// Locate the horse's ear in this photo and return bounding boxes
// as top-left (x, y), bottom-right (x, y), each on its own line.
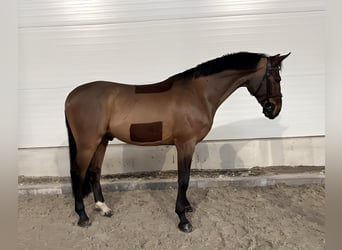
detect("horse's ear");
top-left (270, 52), bottom-right (291, 65)
top-left (278, 52), bottom-right (291, 62)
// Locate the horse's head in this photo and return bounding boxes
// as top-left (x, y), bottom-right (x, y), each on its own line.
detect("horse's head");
top-left (247, 53), bottom-right (290, 119)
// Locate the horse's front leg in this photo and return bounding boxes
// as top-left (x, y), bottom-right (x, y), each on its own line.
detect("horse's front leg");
top-left (175, 141), bottom-right (195, 233)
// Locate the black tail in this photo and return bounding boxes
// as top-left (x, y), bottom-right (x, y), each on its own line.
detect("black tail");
top-left (65, 115), bottom-right (92, 198)
top-left (65, 115), bottom-right (76, 171)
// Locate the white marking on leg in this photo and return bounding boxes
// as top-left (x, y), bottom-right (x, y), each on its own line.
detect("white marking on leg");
top-left (95, 201), bottom-right (112, 216)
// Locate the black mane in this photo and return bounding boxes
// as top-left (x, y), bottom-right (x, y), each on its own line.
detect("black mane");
top-left (172, 52), bottom-right (265, 80)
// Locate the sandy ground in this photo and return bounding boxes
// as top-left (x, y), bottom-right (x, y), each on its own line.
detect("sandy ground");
top-left (18, 183), bottom-right (324, 250)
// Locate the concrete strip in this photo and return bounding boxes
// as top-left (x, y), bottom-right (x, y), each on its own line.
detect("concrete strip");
top-left (18, 173), bottom-right (325, 195)
top-left (18, 137), bottom-right (325, 177)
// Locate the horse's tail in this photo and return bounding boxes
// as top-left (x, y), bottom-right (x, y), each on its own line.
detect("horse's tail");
top-left (65, 115), bottom-right (76, 172)
top-left (65, 114), bottom-right (92, 198)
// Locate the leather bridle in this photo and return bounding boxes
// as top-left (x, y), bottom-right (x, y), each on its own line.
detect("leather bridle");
top-left (252, 57), bottom-right (282, 104)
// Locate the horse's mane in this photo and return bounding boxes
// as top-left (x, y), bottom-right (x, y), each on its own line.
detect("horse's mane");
top-left (170, 52), bottom-right (265, 80)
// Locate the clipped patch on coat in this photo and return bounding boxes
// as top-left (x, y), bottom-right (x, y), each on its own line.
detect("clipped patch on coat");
top-left (130, 121), bottom-right (163, 142)
top-left (135, 81), bottom-right (173, 94)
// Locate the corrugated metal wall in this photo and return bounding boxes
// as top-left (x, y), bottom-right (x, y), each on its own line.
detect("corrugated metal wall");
top-left (18, 0), bottom-right (325, 148)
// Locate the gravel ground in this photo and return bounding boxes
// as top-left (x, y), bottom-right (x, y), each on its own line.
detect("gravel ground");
top-left (18, 183), bottom-right (325, 250)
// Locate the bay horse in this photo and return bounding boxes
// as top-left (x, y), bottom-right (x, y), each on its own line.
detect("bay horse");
top-left (65, 52), bottom-right (290, 232)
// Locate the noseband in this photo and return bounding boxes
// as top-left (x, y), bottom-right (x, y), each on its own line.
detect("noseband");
top-left (252, 57), bottom-right (282, 103)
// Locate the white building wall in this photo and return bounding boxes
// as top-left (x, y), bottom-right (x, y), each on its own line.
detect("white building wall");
top-left (17, 0), bottom-right (325, 176)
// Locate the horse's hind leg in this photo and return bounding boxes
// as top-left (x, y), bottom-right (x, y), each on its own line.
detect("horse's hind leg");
top-left (89, 138), bottom-right (112, 217)
top-left (175, 141), bottom-right (196, 233)
top-left (71, 148), bottom-right (95, 227)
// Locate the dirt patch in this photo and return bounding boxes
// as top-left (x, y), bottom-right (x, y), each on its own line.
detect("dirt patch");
top-left (18, 183), bottom-right (324, 250)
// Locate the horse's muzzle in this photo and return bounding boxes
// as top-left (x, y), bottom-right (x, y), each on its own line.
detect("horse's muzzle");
top-left (263, 102), bottom-right (276, 119)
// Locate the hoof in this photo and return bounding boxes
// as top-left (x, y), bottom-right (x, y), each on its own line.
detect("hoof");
top-left (185, 205), bottom-right (193, 213)
top-left (178, 222), bottom-right (193, 233)
top-left (77, 219), bottom-right (91, 227)
top-left (104, 210), bottom-right (113, 217)
top-left (95, 202), bottom-right (112, 217)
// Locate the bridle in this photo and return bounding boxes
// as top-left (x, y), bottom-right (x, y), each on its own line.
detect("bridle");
top-left (252, 57), bottom-right (282, 103)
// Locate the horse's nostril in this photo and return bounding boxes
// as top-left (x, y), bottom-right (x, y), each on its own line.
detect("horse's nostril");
top-left (263, 102), bottom-right (275, 117)
top-left (264, 102), bottom-right (273, 110)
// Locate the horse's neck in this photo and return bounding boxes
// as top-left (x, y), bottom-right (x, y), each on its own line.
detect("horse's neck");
top-left (202, 70), bottom-right (251, 115)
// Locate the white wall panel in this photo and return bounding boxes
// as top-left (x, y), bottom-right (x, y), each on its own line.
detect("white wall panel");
top-left (19, 0), bottom-right (324, 28)
top-left (18, 0), bottom-right (325, 148)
